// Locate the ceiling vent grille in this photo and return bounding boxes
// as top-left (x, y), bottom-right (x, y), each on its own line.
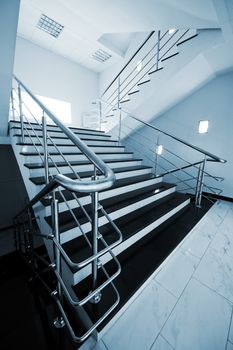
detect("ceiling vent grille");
top-left (92, 49), bottom-right (112, 63)
top-left (37, 14), bottom-right (64, 38)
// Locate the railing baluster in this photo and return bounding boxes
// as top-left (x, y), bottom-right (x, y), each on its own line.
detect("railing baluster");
top-left (52, 192), bottom-right (65, 328)
top-left (10, 90), bottom-right (16, 121)
top-left (42, 111), bottom-right (49, 185)
top-left (155, 133), bottom-right (160, 175)
top-left (18, 83), bottom-right (25, 144)
top-left (90, 172), bottom-right (101, 303)
top-left (195, 156), bottom-right (206, 208)
top-left (156, 30), bottom-right (161, 70)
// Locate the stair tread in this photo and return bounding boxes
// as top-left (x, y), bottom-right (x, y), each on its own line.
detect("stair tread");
top-left (65, 192), bottom-right (189, 267)
top-left (45, 180), bottom-right (173, 232)
top-left (10, 120), bottom-right (105, 134)
top-left (20, 151), bottom-right (132, 156)
top-left (44, 173), bottom-right (159, 215)
top-left (24, 158), bottom-right (142, 169)
top-left (29, 165), bottom-right (152, 185)
top-left (17, 140), bottom-right (118, 146)
top-left (14, 134), bottom-right (112, 141)
top-left (71, 198), bottom-right (212, 331)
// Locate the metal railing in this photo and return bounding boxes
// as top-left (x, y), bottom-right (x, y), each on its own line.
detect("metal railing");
top-left (99, 29), bottom-right (198, 127)
top-left (11, 76), bottom-right (123, 343)
top-left (96, 98), bottom-right (226, 208)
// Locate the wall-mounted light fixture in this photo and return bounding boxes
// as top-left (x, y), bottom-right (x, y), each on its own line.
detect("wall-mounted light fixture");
top-left (198, 120), bottom-right (209, 134)
top-left (156, 144), bottom-right (163, 155)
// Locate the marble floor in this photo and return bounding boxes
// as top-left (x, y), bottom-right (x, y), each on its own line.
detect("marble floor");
top-left (85, 200), bottom-right (233, 350)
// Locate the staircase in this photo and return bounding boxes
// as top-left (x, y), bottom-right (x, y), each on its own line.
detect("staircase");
top-left (9, 27), bottom-right (226, 346)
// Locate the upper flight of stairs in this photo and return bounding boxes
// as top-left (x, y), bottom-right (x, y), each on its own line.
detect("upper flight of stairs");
top-left (10, 119), bottom-right (212, 342)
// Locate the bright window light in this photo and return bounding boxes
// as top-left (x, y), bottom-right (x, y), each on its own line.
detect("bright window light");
top-left (38, 95), bottom-right (72, 124)
top-left (198, 120), bottom-right (209, 134)
top-left (136, 60), bottom-right (143, 72)
top-left (169, 28), bottom-right (176, 35)
top-left (156, 144), bottom-right (163, 155)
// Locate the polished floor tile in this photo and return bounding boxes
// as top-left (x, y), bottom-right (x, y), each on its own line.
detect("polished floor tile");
top-left (150, 335), bottom-right (173, 350)
top-left (154, 250), bottom-right (199, 298)
top-left (102, 280), bottom-right (176, 350)
top-left (161, 278), bottom-right (232, 350)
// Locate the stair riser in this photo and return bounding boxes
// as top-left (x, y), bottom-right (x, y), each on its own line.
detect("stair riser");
top-left (23, 152), bottom-right (133, 163)
top-left (59, 177), bottom-right (163, 243)
top-left (14, 132), bottom-right (111, 141)
top-left (15, 136), bottom-right (118, 146)
top-left (38, 167), bottom-right (153, 192)
top-left (21, 145), bottom-right (125, 154)
top-left (73, 198), bottom-right (190, 284)
top-left (28, 160), bottom-right (143, 177)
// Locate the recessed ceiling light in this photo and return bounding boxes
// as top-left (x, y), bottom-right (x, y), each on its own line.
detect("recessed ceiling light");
top-left (37, 14), bottom-right (64, 38)
top-left (168, 28), bottom-right (176, 35)
top-left (136, 60), bottom-right (143, 72)
top-left (92, 49), bottom-right (112, 63)
top-left (198, 120), bottom-right (209, 134)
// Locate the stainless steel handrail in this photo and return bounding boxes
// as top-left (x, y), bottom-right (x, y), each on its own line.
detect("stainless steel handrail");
top-left (101, 31), bottom-right (155, 97)
top-left (100, 98), bottom-right (226, 164)
top-left (128, 114), bottom-right (226, 163)
top-left (13, 75), bottom-right (116, 192)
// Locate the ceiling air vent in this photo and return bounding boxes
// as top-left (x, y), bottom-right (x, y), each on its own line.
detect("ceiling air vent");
top-left (92, 49), bottom-right (112, 63)
top-left (37, 14), bottom-right (64, 38)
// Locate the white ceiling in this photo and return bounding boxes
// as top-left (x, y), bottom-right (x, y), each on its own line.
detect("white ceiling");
top-left (17, 0), bottom-right (220, 73)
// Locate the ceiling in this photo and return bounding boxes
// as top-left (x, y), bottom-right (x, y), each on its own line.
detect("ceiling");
top-left (17, 0), bottom-right (221, 73)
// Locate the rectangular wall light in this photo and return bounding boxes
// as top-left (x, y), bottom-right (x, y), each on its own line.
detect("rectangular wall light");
top-left (198, 120), bottom-right (209, 134)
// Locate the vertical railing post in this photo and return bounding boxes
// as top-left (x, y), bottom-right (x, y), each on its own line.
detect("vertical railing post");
top-left (42, 111), bottom-right (49, 185)
top-left (99, 100), bottom-right (102, 131)
top-left (155, 133), bottom-right (160, 176)
top-left (90, 172), bottom-right (101, 304)
top-left (52, 192), bottom-right (65, 328)
top-left (156, 30), bottom-right (161, 70)
top-left (10, 90), bottom-right (16, 121)
top-left (195, 156), bottom-right (206, 208)
top-left (18, 83), bottom-right (25, 144)
top-left (117, 77), bottom-right (122, 145)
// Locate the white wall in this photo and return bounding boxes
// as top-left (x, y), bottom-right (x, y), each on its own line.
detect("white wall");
top-left (123, 71), bottom-right (233, 198)
top-left (14, 36), bottom-right (99, 127)
top-left (0, 0), bottom-right (20, 137)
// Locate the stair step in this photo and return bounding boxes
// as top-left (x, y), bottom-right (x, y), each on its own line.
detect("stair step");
top-left (148, 67), bottom-right (163, 75)
top-left (20, 144), bottom-right (125, 155)
top-left (47, 175), bottom-right (164, 243)
top-left (71, 193), bottom-right (190, 283)
top-left (45, 180), bottom-right (174, 228)
top-left (17, 138), bottom-right (118, 146)
top-left (120, 99), bottom-right (130, 104)
top-left (14, 133), bottom-right (112, 141)
top-left (24, 158), bottom-right (143, 170)
top-left (137, 79), bottom-right (150, 86)
top-left (72, 197), bottom-right (212, 332)
top-left (25, 158), bottom-right (143, 177)
top-left (161, 51), bottom-right (179, 62)
top-left (22, 151), bottom-right (134, 163)
top-left (61, 182), bottom-right (176, 262)
top-left (29, 165), bottom-right (153, 186)
top-left (43, 173), bottom-right (161, 213)
top-left (128, 90), bottom-right (140, 96)
top-left (10, 120), bottom-right (105, 135)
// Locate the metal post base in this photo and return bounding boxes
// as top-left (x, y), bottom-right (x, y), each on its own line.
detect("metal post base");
top-left (89, 291), bottom-right (102, 304)
top-left (53, 316), bottom-right (65, 328)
